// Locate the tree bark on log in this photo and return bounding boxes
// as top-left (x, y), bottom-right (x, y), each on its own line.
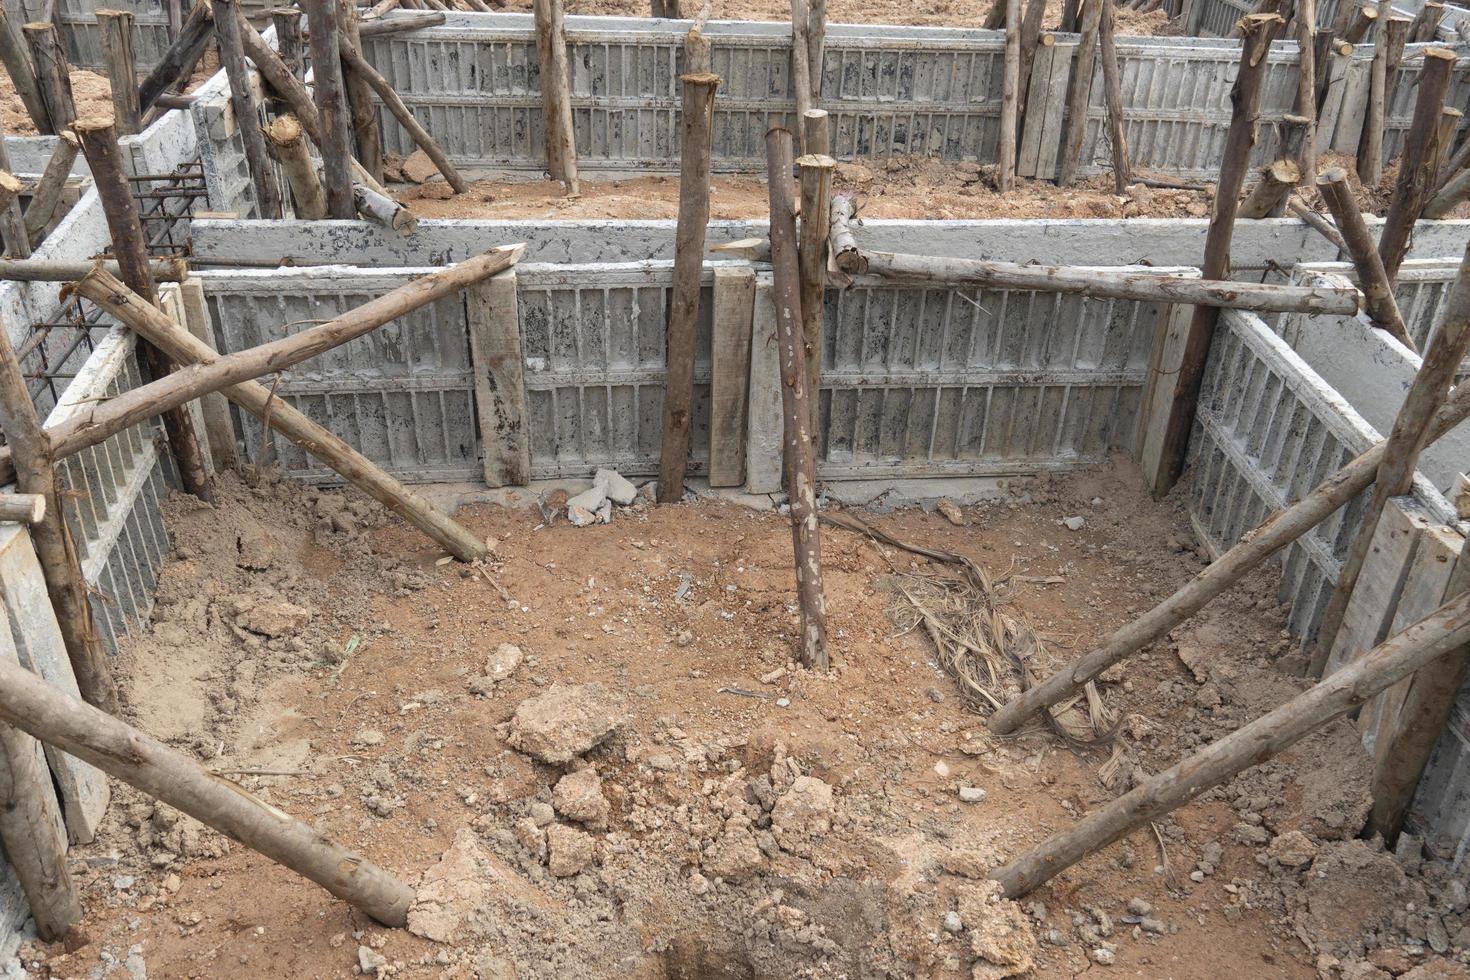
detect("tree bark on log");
top-left (139, 0), bottom-right (212, 112)
top-left (839, 247), bottom-right (1357, 315)
top-left (96, 9), bottom-right (142, 135)
top-left (0, 139), bottom-right (29, 259)
top-left (272, 7), bottom-right (304, 77)
top-left (998, 0), bottom-right (1021, 191)
top-left (75, 115), bottom-right (214, 502)
top-left (797, 149), bottom-right (833, 442)
top-left (304, 0), bottom-right (356, 218)
top-left (0, 284), bottom-right (116, 712)
top-left (23, 22), bottom-right (74, 132)
top-left (1432, 107), bottom-right (1461, 182)
top-left (1426, 165), bottom-right (1470, 219)
top-left (339, 40), bottom-right (468, 193)
top-left (354, 182), bottom-right (417, 234)
top-left (1099, 0), bottom-right (1130, 195)
top-left (1411, 0), bottom-right (1445, 41)
top-left (1239, 159), bottom-right (1302, 219)
top-left (1016, 0), bottom-right (1047, 116)
top-left (1312, 238), bottom-right (1470, 670)
top-left (1060, 0), bottom-right (1080, 34)
top-left (1357, 0), bottom-right (1394, 186)
top-left (655, 70), bottom-right (719, 503)
top-left (1057, 0), bottom-right (1104, 186)
top-left (337, 0), bottom-right (384, 184)
top-left (1288, 195), bottom-right (1346, 250)
top-left (684, 25), bottom-right (710, 74)
top-left (987, 353), bottom-right (1470, 736)
top-left (356, 10), bottom-right (444, 35)
top-left (1343, 2), bottom-right (1377, 44)
top-left (0, 494), bottom-right (44, 523)
top-left (765, 127), bottom-right (828, 671)
top-left (1317, 167), bottom-right (1416, 349)
top-left (215, 0), bottom-right (283, 220)
top-left (531, 0), bottom-right (578, 194)
top-left (806, 0), bottom-right (825, 99)
top-left (74, 276), bottom-right (491, 563)
top-left (0, 655), bottom-right (416, 924)
top-left (1293, 0), bottom-right (1317, 182)
top-left (0, 5), bottom-right (51, 133)
top-left (790, 0), bottom-right (813, 151)
top-left (0, 257), bottom-right (184, 282)
top-left (991, 589), bottom-right (1470, 897)
top-left (1152, 11), bottom-right (1284, 492)
top-left (265, 114), bottom-right (327, 219)
top-left (0, 719), bottom-right (80, 941)
top-left (1378, 47), bottom-right (1457, 284)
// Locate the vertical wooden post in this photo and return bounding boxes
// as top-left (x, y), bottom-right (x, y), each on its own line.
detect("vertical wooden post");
top-left (684, 24), bottom-right (710, 74)
top-left (806, 0), bottom-right (825, 101)
top-left (1153, 12), bottom-right (1284, 491)
top-left (709, 266), bottom-right (755, 488)
top-left (1057, 0), bottom-right (1103, 187)
top-left (1060, 0), bottom-right (1081, 34)
top-left (214, 0), bottom-right (283, 219)
top-left (266, 114), bottom-right (327, 219)
top-left (1016, 0), bottom-right (1047, 118)
top-left (166, 0), bottom-right (183, 40)
top-left (24, 130), bottom-right (79, 241)
top-left (802, 107), bottom-right (829, 158)
top-left (466, 271), bottom-right (529, 488)
top-left (1314, 239), bottom-right (1470, 668)
top-left (797, 145), bottom-right (833, 444)
top-left (0, 6), bottom-right (51, 133)
top-left (0, 132), bottom-right (31, 258)
top-left (1317, 167), bottom-right (1414, 347)
top-left (655, 68), bottom-right (720, 503)
top-left (304, 0), bottom-right (356, 218)
top-left (765, 127), bottom-right (828, 672)
top-left (272, 6), bottom-right (305, 78)
top-left (1293, 0), bottom-right (1317, 183)
top-left (790, 0), bottom-right (813, 152)
top-left (998, 0), bottom-right (1021, 191)
top-left (23, 22), bottom-right (74, 132)
top-left (74, 116), bottom-right (213, 502)
top-left (1431, 106), bottom-right (1461, 183)
top-left (338, 0), bottom-right (383, 183)
top-left (1411, 0), bottom-right (1445, 41)
top-left (1357, 0), bottom-right (1393, 186)
top-left (532, 0), bottom-right (578, 195)
top-left (177, 277), bottom-right (238, 470)
top-left (1099, 0), bottom-right (1129, 194)
top-left (96, 9), bottom-right (142, 136)
top-left (1378, 47), bottom-right (1456, 284)
top-left (0, 715), bottom-right (81, 941)
top-left (138, 0), bottom-right (214, 114)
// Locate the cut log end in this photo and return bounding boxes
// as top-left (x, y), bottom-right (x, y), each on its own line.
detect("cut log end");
top-left (71, 115), bottom-right (119, 134)
top-left (0, 172), bottom-right (22, 195)
top-left (678, 71), bottom-right (721, 86)
top-left (265, 113), bottom-right (303, 144)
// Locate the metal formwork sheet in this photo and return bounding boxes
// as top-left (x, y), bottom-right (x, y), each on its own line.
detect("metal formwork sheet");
top-left (515, 262), bottom-right (715, 478)
top-left (362, 17), bottom-right (1005, 171)
top-left (815, 276), bottom-right (1162, 478)
top-left (201, 269), bottom-right (484, 484)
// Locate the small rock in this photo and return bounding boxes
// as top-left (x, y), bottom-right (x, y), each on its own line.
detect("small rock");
top-left (506, 683), bottom-right (625, 764)
top-left (552, 767), bottom-right (610, 829)
top-left (934, 760), bottom-right (951, 778)
top-left (529, 801), bottom-right (555, 827)
top-left (484, 643), bottom-right (524, 682)
top-left (594, 468), bottom-right (638, 505)
top-left (1266, 830), bottom-right (1318, 869)
top-left (1139, 917), bottom-right (1167, 935)
top-left (958, 786), bottom-right (987, 803)
top-left (1091, 948), bottom-right (1115, 966)
top-left (547, 824), bottom-right (596, 877)
top-left (926, 687), bottom-right (945, 703)
top-left (936, 499), bottom-right (967, 526)
top-left (771, 776), bottom-right (834, 839)
top-left (1063, 516), bottom-right (1086, 531)
top-left (358, 945), bottom-right (388, 975)
top-left (943, 911), bottom-right (964, 934)
top-left (1125, 897), bottom-right (1152, 916)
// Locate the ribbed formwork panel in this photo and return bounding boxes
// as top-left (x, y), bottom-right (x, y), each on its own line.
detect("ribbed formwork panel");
top-left (3, 0), bottom-right (277, 69)
top-left (43, 328), bottom-right (172, 655)
top-left (362, 17), bottom-right (1005, 170)
top-left (204, 271), bottom-right (484, 484)
top-left (192, 82), bottom-right (264, 219)
top-left (816, 281), bottom-right (1158, 478)
top-left (1185, 309), bottom-right (1379, 640)
top-left (1411, 699), bottom-right (1470, 866)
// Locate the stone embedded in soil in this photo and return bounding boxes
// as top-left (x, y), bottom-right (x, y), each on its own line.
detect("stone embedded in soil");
top-left (594, 467), bottom-right (637, 505)
top-left (506, 683), bottom-right (625, 764)
top-left (959, 882), bottom-right (1038, 980)
top-left (484, 643), bottom-right (523, 682)
top-left (409, 829), bottom-right (496, 943)
top-left (552, 766), bottom-right (610, 829)
top-left (770, 775), bottom-right (834, 845)
top-left (936, 498), bottom-right (966, 526)
top-left (358, 945), bottom-right (388, 975)
top-left (547, 824), bottom-right (596, 877)
top-left (566, 485), bottom-right (607, 527)
top-left (401, 149), bottom-right (439, 184)
top-left (238, 598), bottom-right (313, 638)
top-left (1062, 516), bottom-right (1086, 531)
top-left (958, 786), bottom-right (987, 803)
top-left (1267, 829), bottom-right (1318, 869)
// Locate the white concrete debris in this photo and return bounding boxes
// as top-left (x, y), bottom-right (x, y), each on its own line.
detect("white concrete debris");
top-left (595, 467), bottom-right (638, 505)
top-left (1062, 516), bottom-right (1086, 531)
top-left (565, 468), bottom-right (640, 527)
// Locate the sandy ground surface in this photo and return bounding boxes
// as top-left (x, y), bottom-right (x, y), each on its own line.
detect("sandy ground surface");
top-left (7, 459), bottom-right (1468, 979)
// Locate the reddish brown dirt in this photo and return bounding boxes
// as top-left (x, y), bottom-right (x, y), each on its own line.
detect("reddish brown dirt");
top-left (11, 459), bottom-right (1463, 979)
top-left (0, 70), bottom-right (112, 137)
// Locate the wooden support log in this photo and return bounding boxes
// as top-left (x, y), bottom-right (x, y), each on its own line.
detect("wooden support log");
top-left (988, 319), bottom-right (1470, 736)
top-left (0, 257), bottom-right (184, 282)
top-left (265, 114), bottom-right (326, 219)
top-left (802, 108), bottom-right (828, 159)
top-left (0, 171), bottom-right (26, 258)
top-left (1099, 0), bottom-right (1129, 196)
top-left (354, 182), bottom-right (417, 235)
top-left (655, 69), bottom-right (719, 503)
top-left (74, 275), bottom-right (492, 563)
top-left (215, 0), bottom-right (283, 220)
top-left (0, 5), bottom-right (51, 133)
top-left (991, 589), bottom-right (1470, 897)
top-left (983, 0), bottom-right (1005, 30)
top-left (0, 280), bottom-right (116, 713)
top-left (0, 717), bottom-right (80, 941)
top-left (271, 7), bottom-right (304, 77)
top-left (1383, 14), bottom-right (1410, 89)
top-left (1357, 0), bottom-right (1394, 186)
top-left (1317, 167), bottom-right (1416, 349)
top-left (828, 193), bottom-right (861, 270)
top-left (1411, 0), bottom-right (1445, 42)
top-left (1311, 28), bottom-right (1333, 104)
top-left (0, 135), bottom-right (29, 259)
top-left (1152, 11), bottom-right (1284, 492)
top-left (998, 0), bottom-right (1021, 192)
top-left (684, 25), bottom-right (710, 75)
top-left (139, 0), bottom-right (212, 112)
top-left (765, 127), bottom-right (828, 672)
top-left (531, 0), bottom-right (578, 194)
top-left (75, 115), bottom-right (214, 505)
top-left (1378, 47), bottom-right (1457, 283)
top-left (152, 92), bottom-right (194, 110)
top-left (305, 0), bottom-right (356, 218)
top-left (0, 494), bottom-right (45, 524)
top-left (1294, 0), bottom-right (1318, 182)
top-left (1288, 195), bottom-right (1347, 250)
top-left (0, 655), bottom-right (415, 924)
top-left (1015, 0), bottom-right (1047, 117)
top-left (806, 0), bottom-right (825, 99)
top-left (1312, 238), bottom-right (1470, 669)
top-left (339, 39), bottom-right (468, 194)
top-left (797, 148), bottom-right (833, 442)
top-left (1057, 0), bottom-right (1104, 187)
top-left (367, 0), bottom-right (403, 15)
top-left (1331, 0), bottom-right (1358, 42)
top-left (1239, 159), bottom-right (1302, 219)
top-left (23, 23), bottom-right (74, 132)
top-left (838, 248), bottom-right (1357, 315)
top-left (1342, 2), bottom-right (1377, 44)
top-left (1366, 530), bottom-right (1470, 842)
top-left (1432, 106), bottom-right (1462, 181)
top-left (1425, 165), bottom-right (1470, 218)
top-left (1059, 0), bottom-right (1080, 34)
top-left (790, 0), bottom-right (813, 151)
top-left (338, 0), bottom-right (383, 183)
top-left (356, 10), bottom-right (444, 34)
top-left (96, 10), bottom-right (141, 137)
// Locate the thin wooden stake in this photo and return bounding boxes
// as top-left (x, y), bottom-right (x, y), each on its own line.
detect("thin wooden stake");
top-left (656, 69), bottom-right (720, 503)
top-left (991, 589), bottom-right (1470, 897)
top-left (1317, 167), bottom-right (1415, 349)
top-left (1239, 159), bottom-right (1301, 218)
top-left (1357, 0), bottom-right (1393, 186)
top-left (0, 718), bottom-right (80, 941)
top-left (1057, 0), bottom-right (1104, 186)
top-left (138, 0), bottom-right (212, 112)
top-left (0, 5), bottom-right (51, 133)
top-left (1016, 0), bottom-right (1047, 117)
top-left (337, 0), bottom-right (383, 183)
top-left (271, 6), bottom-right (304, 78)
top-left (23, 22), bottom-right (74, 132)
top-left (1294, 0), bottom-right (1317, 182)
top-left (531, 0), bottom-right (578, 194)
top-left (215, 0), bottom-right (282, 219)
top-left (998, 0), bottom-right (1021, 191)
top-left (74, 115), bottom-right (213, 502)
top-left (1099, 0), bottom-right (1130, 195)
top-left (765, 127), bottom-right (828, 672)
top-left (0, 128), bottom-right (30, 258)
top-left (806, 0), bottom-right (825, 99)
top-left (1378, 47), bottom-right (1457, 284)
top-left (1342, 1), bottom-right (1377, 44)
top-left (790, 0), bottom-right (813, 152)
top-left (265, 114), bottom-right (326, 219)
top-left (96, 9), bottom-right (141, 136)
top-left (304, 0), bottom-right (356, 218)
top-left (797, 149), bottom-right (834, 442)
top-left (339, 40), bottom-right (468, 194)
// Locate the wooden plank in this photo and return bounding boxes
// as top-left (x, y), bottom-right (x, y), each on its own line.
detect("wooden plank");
top-left (1028, 42), bottom-right (1074, 182)
top-left (160, 287), bottom-right (215, 476)
top-left (466, 270), bottom-right (529, 488)
top-left (1360, 523), bottom-right (1462, 753)
top-left (178, 278), bottom-right (239, 471)
top-left (1137, 303), bottom-right (1192, 495)
top-left (0, 524), bottom-right (107, 845)
top-left (1017, 41), bottom-right (1055, 179)
top-left (1331, 59), bottom-right (1371, 154)
top-left (745, 276), bottom-right (784, 495)
top-left (708, 266), bottom-right (755, 487)
top-left (1324, 497), bottom-right (1430, 676)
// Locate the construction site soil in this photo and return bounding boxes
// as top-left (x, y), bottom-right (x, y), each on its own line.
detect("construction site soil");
top-left (7, 459), bottom-right (1468, 980)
